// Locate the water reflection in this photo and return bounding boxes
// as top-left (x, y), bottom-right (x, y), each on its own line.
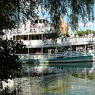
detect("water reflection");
top-left (1, 66), bottom-right (95, 95)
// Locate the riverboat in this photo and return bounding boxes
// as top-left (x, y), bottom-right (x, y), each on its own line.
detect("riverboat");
top-left (7, 17), bottom-right (95, 72)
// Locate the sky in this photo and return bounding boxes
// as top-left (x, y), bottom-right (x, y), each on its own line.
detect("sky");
top-left (37, 5), bottom-right (95, 35)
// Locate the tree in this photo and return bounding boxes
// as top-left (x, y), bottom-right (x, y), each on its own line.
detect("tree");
top-left (38, 0), bottom-right (94, 30)
top-left (0, 0), bottom-right (94, 31)
top-left (0, 0), bottom-right (95, 88)
top-left (0, 39), bottom-right (24, 88)
top-left (74, 29), bottom-right (95, 37)
top-left (0, 0), bottom-right (37, 32)
top-left (0, 0), bottom-right (36, 86)
top-left (74, 30), bottom-right (84, 37)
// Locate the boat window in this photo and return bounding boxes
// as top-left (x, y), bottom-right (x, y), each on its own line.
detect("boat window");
top-left (16, 35), bottom-right (21, 40)
top-left (35, 20), bottom-right (38, 23)
top-left (43, 20), bottom-right (47, 23)
top-left (23, 35), bottom-right (28, 40)
top-left (13, 36), bottom-right (15, 40)
top-left (39, 19), bottom-right (43, 23)
top-left (29, 35), bottom-right (41, 40)
top-left (32, 36), bottom-right (35, 40)
top-left (43, 20), bottom-right (45, 23)
top-left (29, 35), bottom-right (32, 40)
top-left (39, 35), bottom-right (41, 39)
top-left (36, 35), bottom-right (39, 40)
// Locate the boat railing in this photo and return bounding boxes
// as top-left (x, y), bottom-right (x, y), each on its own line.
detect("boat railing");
top-left (59, 37), bottom-right (95, 44)
top-left (21, 37), bottom-right (95, 47)
top-left (16, 52), bottom-right (65, 59)
top-left (61, 51), bottom-right (85, 58)
top-left (70, 51), bottom-right (85, 57)
top-left (16, 51), bottom-right (86, 60)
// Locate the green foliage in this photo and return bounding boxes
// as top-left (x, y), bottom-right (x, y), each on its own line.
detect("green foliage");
top-left (74, 30), bottom-right (84, 37)
top-left (0, 0), bottom-right (94, 31)
top-left (38, 0), bottom-right (94, 30)
top-left (0, 0), bottom-right (37, 31)
top-left (0, 39), bottom-right (23, 86)
top-left (74, 29), bottom-right (95, 37)
top-left (0, 0), bottom-right (18, 30)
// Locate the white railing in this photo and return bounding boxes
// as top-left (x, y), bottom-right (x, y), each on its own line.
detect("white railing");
top-left (17, 53), bottom-right (64, 60)
top-left (21, 37), bottom-right (95, 47)
top-left (12, 24), bottom-right (55, 35)
top-left (60, 37), bottom-right (95, 44)
top-left (23, 39), bottom-right (56, 47)
top-left (16, 51), bottom-right (86, 60)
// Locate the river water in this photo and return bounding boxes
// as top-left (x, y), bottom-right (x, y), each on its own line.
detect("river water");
top-left (1, 67), bottom-right (95, 95)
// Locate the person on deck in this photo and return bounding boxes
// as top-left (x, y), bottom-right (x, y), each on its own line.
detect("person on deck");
top-left (61, 34), bottom-right (64, 42)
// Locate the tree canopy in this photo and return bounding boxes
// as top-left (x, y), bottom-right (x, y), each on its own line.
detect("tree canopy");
top-left (0, 39), bottom-right (24, 88)
top-left (0, 0), bottom-right (37, 31)
top-left (38, 0), bottom-right (94, 30)
top-left (0, 0), bottom-right (94, 31)
top-left (74, 29), bottom-right (95, 37)
top-left (0, 0), bottom-right (18, 30)
top-left (0, 0), bottom-right (95, 87)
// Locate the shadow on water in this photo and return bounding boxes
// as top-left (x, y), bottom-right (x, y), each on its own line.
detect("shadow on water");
top-left (1, 65), bottom-right (95, 95)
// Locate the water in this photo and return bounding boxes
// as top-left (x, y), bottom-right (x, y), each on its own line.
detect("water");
top-left (1, 67), bottom-right (95, 95)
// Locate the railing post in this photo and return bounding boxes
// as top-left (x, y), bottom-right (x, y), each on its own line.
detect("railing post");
top-left (70, 45), bottom-right (72, 57)
top-left (84, 44), bottom-right (86, 55)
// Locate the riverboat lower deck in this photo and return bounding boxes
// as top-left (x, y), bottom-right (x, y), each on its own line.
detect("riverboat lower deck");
top-left (17, 53), bottom-right (95, 68)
